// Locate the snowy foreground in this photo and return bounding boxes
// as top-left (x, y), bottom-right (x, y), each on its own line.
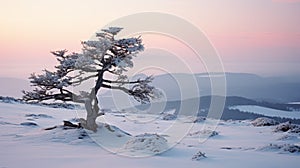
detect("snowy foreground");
top-left (1, 102), bottom-right (300, 168)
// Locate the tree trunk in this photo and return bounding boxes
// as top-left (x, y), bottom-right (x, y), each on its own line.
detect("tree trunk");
top-left (81, 98), bottom-right (98, 132)
top-left (80, 71), bottom-right (105, 132)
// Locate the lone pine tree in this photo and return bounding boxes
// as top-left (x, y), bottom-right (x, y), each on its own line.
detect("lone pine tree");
top-left (23, 27), bottom-right (160, 132)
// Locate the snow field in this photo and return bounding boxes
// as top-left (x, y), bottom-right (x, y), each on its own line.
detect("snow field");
top-left (0, 102), bottom-right (300, 168)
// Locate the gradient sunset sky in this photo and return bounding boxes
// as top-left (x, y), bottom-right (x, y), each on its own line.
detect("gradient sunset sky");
top-left (1, 0), bottom-right (299, 78)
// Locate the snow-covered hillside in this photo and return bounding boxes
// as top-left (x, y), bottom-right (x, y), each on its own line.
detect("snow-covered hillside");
top-left (1, 102), bottom-right (300, 168)
top-left (230, 105), bottom-right (300, 119)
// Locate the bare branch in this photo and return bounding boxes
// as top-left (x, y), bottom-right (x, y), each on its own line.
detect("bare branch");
top-left (101, 83), bottom-right (131, 94)
top-left (71, 74), bottom-right (98, 85)
top-left (103, 75), bottom-right (153, 85)
top-left (23, 88), bottom-right (84, 103)
top-left (103, 79), bottom-right (140, 84)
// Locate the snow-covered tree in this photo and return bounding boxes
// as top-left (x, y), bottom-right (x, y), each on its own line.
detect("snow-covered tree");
top-left (23, 27), bottom-right (160, 132)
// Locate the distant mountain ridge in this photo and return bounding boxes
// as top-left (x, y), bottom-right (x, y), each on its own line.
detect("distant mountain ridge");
top-left (133, 96), bottom-right (300, 113)
top-left (150, 72), bottom-right (300, 102)
top-left (131, 95), bottom-right (300, 124)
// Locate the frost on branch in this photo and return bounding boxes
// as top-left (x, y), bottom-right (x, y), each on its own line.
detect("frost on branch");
top-left (101, 27), bottom-right (123, 35)
top-left (129, 76), bottom-right (161, 104)
top-left (74, 55), bottom-right (94, 69)
top-left (23, 27), bottom-right (161, 132)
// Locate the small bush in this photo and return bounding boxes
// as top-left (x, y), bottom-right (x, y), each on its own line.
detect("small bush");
top-left (251, 117), bottom-right (278, 127)
top-left (193, 116), bottom-right (206, 123)
top-left (161, 114), bottom-right (176, 121)
top-left (274, 121), bottom-right (300, 133)
top-left (122, 133), bottom-right (168, 155)
top-left (260, 143), bottom-right (300, 154)
top-left (192, 151), bottom-right (207, 161)
top-left (188, 129), bottom-right (219, 138)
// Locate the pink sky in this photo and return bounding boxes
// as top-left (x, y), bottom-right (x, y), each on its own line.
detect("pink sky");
top-left (0, 0), bottom-right (299, 78)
